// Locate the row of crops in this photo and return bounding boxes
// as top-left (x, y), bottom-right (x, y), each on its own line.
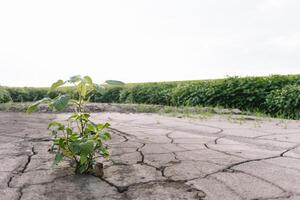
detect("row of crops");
top-left (1, 74), bottom-right (300, 119)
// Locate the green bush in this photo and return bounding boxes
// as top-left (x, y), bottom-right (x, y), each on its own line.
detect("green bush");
top-left (171, 80), bottom-right (231, 107)
top-left (122, 83), bottom-right (176, 105)
top-left (119, 86), bottom-right (133, 103)
top-left (6, 87), bottom-right (48, 102)
top-left (0, 87), bottom-right (11, 103)
top-left (171, 75), bottom-right (300, 110)
top-left (6, 87), bottom-right (29, 102)
top-left (91, 86), bottom-right (123, 103)
top-left (203, 76), bottom-right (289, 110)
top-left (266, 84), bottom-right (300, 119)
top-left (171, 81), bottom-right (213, 106)
top-left (26, 88), bottom-right (49, 101)
top-left (6, 87), bottom-right (76, 102)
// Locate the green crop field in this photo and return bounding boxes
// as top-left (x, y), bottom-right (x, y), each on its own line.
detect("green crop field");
top-left (1, 74), bottom-right (300, 119)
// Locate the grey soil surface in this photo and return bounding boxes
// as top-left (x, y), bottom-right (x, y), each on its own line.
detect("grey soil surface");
top-left (1, 112), bottom-right (300, 200)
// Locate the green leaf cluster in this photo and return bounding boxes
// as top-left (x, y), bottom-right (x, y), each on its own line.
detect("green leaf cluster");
top-left (49, 116), bottom-right (111, 173)
top-left (0, 87), bottom-right (11, 103)
top-left (27, 75), bottom-right (112, 174)
top-left (266, 84), bottom-right (300, 119)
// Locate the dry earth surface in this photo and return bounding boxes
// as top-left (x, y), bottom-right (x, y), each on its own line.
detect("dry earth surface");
top-left (1, 112), bottom-right (300, 200)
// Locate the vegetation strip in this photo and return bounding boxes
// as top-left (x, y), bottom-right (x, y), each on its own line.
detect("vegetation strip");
top-left (1, 74), bottom-right (300, 119)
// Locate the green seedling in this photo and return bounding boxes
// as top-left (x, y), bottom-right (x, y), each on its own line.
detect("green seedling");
top-left (27, 75), bottom-right (119, 174)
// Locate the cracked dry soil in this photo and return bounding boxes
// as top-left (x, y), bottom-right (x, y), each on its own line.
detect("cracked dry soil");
top-left (1, 112), bottom-right (300, 200)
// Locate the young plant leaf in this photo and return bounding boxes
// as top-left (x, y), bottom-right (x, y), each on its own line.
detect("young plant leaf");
top-left (26, 104), bottom-right (38, 113)
top-left (54, 152), bottom-right (63, 165)
top-left (100, 147), bottom-right (109, 158)
top-left (78, 82), bottom-right (87, 97)
top-left (101, 132), bottom-right (111, 140)
top-left (80, 140), bottom-right (94, 155)
top-left (79, 163), bottom-right (89, 174)
top-left (83, 76), bottom-right (93, 85)
top-left (50, 80), bottom-right (64, 91)
top-left (26, 97), bottom-right (51, 113)
top-left (69, 141), bottom-right (81, 154)
top-left (97, 123), bottom-right (110, 130)
top-left (80, 153), bottom-right (88, 165)
top-left (52, 95), bottom-right (70, 111)
top-left (48, 121), bottom-right (65, 130)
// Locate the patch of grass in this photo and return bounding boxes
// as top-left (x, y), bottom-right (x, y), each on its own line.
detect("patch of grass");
top-left (0, 102), bottom-right (242, 120)
top-left (1, 102), bottom-right (294, 122)
top-left (0, 102), bottom-right (29, 112)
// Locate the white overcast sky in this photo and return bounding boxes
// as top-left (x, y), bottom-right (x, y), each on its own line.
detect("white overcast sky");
top-left (0, 0), bottom-right (299, 86)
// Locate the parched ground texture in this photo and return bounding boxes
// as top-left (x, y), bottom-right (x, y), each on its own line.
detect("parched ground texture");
top-left (1, 112), bottom-right (300, 200)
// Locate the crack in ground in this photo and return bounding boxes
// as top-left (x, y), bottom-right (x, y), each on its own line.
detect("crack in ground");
top-left (182, 121), bottom-right (224, 135)
top-left (108, 128), bottom-right (130, 143)
top-left (134, 143), bottom-right (170, 178)
top-left (208, 143), bottom-right (297, 176)
top-left (220, 156), bottom-right (279, 172)
top-left (234, 169), bottom-right (289, 194)
top-left (171, 151), bottom-right (181, 162)
top-left (97, 176), bottom-right (207, 199)
top-left (202, 175), bottom-right (245, 200)
top-left (166, 132), bottom-right (174, 144)
top-left (187, 168), bottom-right (290, 200)
top-left (108, 127), bottom-right (133, 138)
top-left (12, 174), bottom-right (73, 200)
top-left (123, 179), bottom-right (207, 198)
top-left (280, 145), bottom-right (300, 157)
top-left (93, 174), bottom-right (129, 193)
top-left (27, 137), bottom-right (52, 142)
top-left (204, 143), bottom-right (246, 159)
top-left (214, 136), bottom-right (225, 144)
top-left (103, 128), bottom-right (207, 198)
top-left (6, 142), bottom-right (37, 200)
top-left (20, 146), bottom-right (37, 173)
top-left (252, 194), bottom-right (292, 200)
top-left (181, 143), bottom-right (300, 197)
top-left (7, 175), bottom-right (14, 187)
top-left (136, 143), bottom-right (146, 164)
